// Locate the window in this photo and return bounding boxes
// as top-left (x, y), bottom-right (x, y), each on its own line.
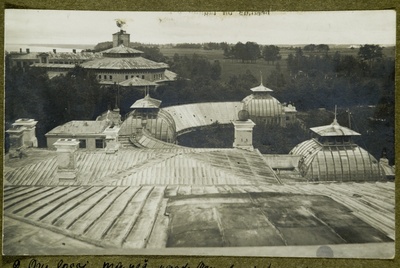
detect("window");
top-left (98, 75), bottom-right (102, 79)
top-left (131, 75), bottom-right (134, 78)
top-left (95, 139), bottom-right (104, 149)
top-left (79, 139), bottom-right (86, 149)
top-left (109, 75), bottom-right (113, 80)
top-left (142, 75), bottom-right (145, 79)
top-left (104, 75), bottom-right (107, 79)
top-left (125, 75), bottom-right (128, 80)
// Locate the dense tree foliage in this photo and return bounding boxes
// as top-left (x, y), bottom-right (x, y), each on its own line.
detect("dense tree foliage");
top-left (262, 45), bottom-right (281, 64)
top-left (203, 42), bottom-right (229, 51)
top-left (94, 41), bottom-right (113, 52)
top-left (303, 44), bottom-right (330, 53)
top-left (358, 44), bottom-right (383, 61)
top-left (134, 46), bottom-right (166, 62)
top-left (174, 43), bottom-right (202, 49)
top-left (224, 42), bottom-right (261, 62)
top-left (5, 65), bottom-right (105, 146)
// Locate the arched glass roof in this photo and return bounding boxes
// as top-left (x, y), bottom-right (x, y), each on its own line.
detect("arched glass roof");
top-left (290, 139), bottom-right (384, 182)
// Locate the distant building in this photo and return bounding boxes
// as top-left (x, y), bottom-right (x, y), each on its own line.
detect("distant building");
top-left (7, 28), bottom-right (176, 87)
top-left (290, 117), bottom-right (385, 182)
top-left (80, 44), bottom-right (170, 87)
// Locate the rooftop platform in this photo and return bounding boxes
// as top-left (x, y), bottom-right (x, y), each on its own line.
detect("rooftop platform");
top-left (3, 181), bottom-right (395, 256)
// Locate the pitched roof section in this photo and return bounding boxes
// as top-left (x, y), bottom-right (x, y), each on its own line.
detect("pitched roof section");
top-left (80, 56), bottom-right (169, 70)
top-left (46, 120), bottom-right (109, 136)
top-left (101, 45), bottom-right (144, 56)
top-left (310, 119), bottom-right (361, 136)
top-left (4, 148), bottom-right (280, 187)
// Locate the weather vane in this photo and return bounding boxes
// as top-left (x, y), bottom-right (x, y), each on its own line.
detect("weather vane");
top-left (115, 19), bottom-right (126, 30)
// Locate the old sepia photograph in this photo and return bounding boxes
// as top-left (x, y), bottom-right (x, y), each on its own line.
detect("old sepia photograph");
top-left (3, 9), bottom-right (396, 258)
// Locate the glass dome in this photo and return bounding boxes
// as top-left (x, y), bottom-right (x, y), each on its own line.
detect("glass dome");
top-left (119, 110), bottom-right (176, 143)
top-left (241, 93), bottom-right (285, 125)
top-left (290, 119), bottom-right (385, 182)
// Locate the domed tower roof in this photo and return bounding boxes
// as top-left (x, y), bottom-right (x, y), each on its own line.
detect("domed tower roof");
top-left (130, 94), bottom-right (162, 109)
top-left (290, 118), bottom-right (384, 182)
top-left (242, 76), bottom-right (284, 125)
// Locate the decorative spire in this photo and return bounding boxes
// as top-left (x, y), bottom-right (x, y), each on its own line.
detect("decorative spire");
top-left (332, 105), bottom-right (338, 125)
top-left (260, 71), bottom-right (263, 86)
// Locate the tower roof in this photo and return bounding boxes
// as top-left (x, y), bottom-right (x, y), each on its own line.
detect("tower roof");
top-left (250, 82), bottom-right (274, 93)
top-left (251, 72), bottom-right (273, 92)
top-left (310, 119), bottom-right (361, 137)
top-left (101, 44), bottom-right (144, 56)
top-left (130, 94), bottom-right (162, 109)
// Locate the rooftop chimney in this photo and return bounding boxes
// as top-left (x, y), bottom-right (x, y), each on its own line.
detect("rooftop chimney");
top-left (103, 125), bottom-right (120, 154)
top-left (53, 139), bottom-right (80, 182)
top-left (233, 110), bottom-right (255, 151)
top-left (26, 48), bottom-right (30, 53)
top-left (72, 49), bottom-right (76, 54)
top-left (53, 49), bottom-right (57, 53)
top-left (12, 118), bottom-right (38, 148)
top-left (6, 126), bottom-right (25, 158)
top-left (20, 48), bottom-right (22, 53)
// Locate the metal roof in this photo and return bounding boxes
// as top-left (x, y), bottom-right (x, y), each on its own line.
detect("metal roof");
top-left (3, 146), bottom-right (395, 255)
top-left (162, 69), bottom-right (178, 81)
top-left (3, 179), bottom-right (394, 255)
top-left (32, 63), bottom-right (76, 68)
top-left (101, 45), bottom-right (144, 55)
top-left (46, 120), bottom-right (109, 135)
top-left (250, 82), bottom-right (274, 92)
top-left (310, 119), bottom-right (361, 136)
top-left (130, 94), bottom-right (162, 109)
top-left (4, 148), bottom-right (279, 186)
top-left (80, 56), bottom-right (169, 70)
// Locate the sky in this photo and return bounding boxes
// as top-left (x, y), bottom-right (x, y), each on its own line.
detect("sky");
top-left (4, 9), bottom-right (396, 47)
